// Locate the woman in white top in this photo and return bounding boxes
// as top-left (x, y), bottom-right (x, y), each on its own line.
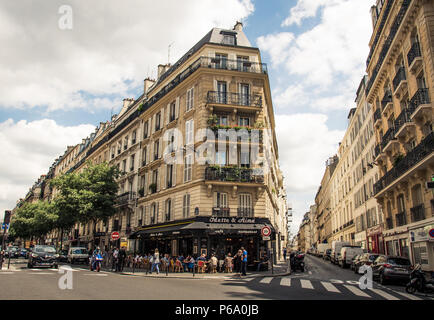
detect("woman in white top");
top-left (151, 249), bottom-right (160, 274)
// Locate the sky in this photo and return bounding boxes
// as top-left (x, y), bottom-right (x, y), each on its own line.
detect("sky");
top-left (0, 0), bottom-right (373, 236)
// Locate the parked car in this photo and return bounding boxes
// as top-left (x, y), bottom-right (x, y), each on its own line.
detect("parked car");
top-left (323, 249), bottom-right (332, 261)
top-left (339, 246), bottom-right (364, 268)
top-left (331, 241), bottom-right (350, 264)
top-left (19, 248), bottom-right (29, 259)
top-left (68, 247), bottom-right (90, 264)
top-left (317, 244), bottom-right (331, 257)
top-left (350, 254), bottom-right (363, 272)
top-left (58, 249), bottom-right (68, 263)
top-left (28, 245), bottom-right (59, 268)
top-left (353, 253), bottom-right (380, 274)
top-left (372, 255), bottom-right (412, 285)
top-left (6, 246), bottom-right (19, 258)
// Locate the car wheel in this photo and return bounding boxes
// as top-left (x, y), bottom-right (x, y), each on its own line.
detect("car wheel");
top-left (27, 263), bottom-right (32, 268)
top-left (405, 284), bottom-right (416, 294)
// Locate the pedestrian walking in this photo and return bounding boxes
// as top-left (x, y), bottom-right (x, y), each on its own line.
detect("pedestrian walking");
top-left (241, 247), bottom-right (247, 276)
top-left (112, 247), bottom-right (119, 272)
top-left (150, 249), bottom-right (160, 274)
top-left (234, 250), bottom-right (242, 273)
top-left (118, 247), bottom-right (126, 272)
top-left (283, 248), bottom-right (287, 261)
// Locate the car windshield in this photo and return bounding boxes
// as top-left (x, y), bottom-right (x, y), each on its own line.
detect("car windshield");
top-left (34, 246), bottom-right (56, 253)
top-left (9, 247), bottom-right (18, 251)
top-left (388, 258), bottom-right (410, 266)
top-left (369, 255), bottom-right (379, 261)
top-left (72, 249), bottom-right (88, 254)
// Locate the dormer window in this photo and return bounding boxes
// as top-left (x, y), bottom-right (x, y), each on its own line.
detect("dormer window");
top-left (220, 31), bottom-right (236, 46)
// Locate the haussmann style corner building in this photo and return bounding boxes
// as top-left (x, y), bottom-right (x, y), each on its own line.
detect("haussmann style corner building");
top-left (367, 0), bottom-right (434, 272)
top-left (10, 22), bottom-right (289, 265)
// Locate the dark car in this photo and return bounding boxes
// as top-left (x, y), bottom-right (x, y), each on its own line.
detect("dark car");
top-left (19, 248), bottom-right (29, 259)
top-left (28, 245), bottom-right (59, 268)
top-left (372, 255), bottom-right (412, 285)
top-left (58, 249), bottom-right (68, 263)
top-left (323, 249), bottom-right (331, 261)
top-left (6, 246), bottom-right (19, 258)
top-left (350, 254), bottom-right (363, 271)
top-left (354, 253), bottom-right (380, 274)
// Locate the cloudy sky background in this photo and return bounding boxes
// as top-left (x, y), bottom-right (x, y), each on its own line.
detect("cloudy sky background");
top-left (0, 0), bottom-right (373, 236)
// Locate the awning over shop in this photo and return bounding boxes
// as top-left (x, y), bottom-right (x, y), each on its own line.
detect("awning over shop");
top-left (129, 216), bottom-right (275, 239)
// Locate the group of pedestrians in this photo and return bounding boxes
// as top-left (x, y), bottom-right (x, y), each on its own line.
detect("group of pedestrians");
top-left (109, 247), bottom-right (127, 272)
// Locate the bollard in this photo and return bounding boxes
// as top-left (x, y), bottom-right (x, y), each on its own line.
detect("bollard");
top-left (166, 263), bottom-right (168, 276)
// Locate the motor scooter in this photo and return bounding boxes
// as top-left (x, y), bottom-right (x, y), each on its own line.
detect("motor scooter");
top-left (290, 252), bottom-right (305, 272)
top-left (406, 264), bottom-right (434, 294)
top-left (90, 253), bottom-right (103, 272)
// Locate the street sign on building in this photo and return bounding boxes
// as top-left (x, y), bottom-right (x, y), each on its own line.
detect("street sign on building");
top-left (261, 226), bottom-right (271, 237)
top-left (111, 232), bottom-right (120, 241)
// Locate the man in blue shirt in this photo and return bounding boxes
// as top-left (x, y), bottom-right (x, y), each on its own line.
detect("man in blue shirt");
top-left (241, 247), bottom-right (247, 276)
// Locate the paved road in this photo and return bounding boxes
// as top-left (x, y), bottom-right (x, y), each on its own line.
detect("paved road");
top-left (1, 257), bottom-right (432, 300)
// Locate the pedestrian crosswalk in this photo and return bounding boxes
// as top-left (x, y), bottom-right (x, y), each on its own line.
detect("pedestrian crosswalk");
top-left (235, 276), bottom-right (430, 300)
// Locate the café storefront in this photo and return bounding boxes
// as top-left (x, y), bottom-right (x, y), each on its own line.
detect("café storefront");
top-left (129, 216), bottom-right (275, 264)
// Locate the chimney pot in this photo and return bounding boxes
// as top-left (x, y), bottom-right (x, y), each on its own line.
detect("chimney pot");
top-left (233, 21), bottom-right (243, 32)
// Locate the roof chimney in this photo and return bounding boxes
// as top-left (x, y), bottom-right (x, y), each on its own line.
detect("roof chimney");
top-left (233, 21), bottom-right (243, 32)
top-left (122, 98), bottom-right (134, 109)
top-left (144, 78), bottom-right (155, 95)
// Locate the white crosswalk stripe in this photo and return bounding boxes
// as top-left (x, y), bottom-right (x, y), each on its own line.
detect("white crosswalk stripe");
top-left (321, 281), bottom-right (340, 293)
top-left (300, 279), bottom-right (314, 289)
top-left (369, 288), bottom-right (400, 300)
top-left (389, 290), bottom-right (422, 301)
top-left (280, 278), bottom-right (291, 287)
top-left (343, 285), bottom-right (371, 298)
top-left (259, 277), bottom-right (273, 284)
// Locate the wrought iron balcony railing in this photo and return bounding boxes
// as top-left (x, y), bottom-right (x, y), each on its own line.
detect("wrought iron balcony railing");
top-left (115, 191), bottom-right (137, 206)
top-left (205, 166), bottom-right (264, 183)
top-left (380, 126), bottom-right (396, 149)
top-left (381, 91), bottom-right (393, 110)
top-left (409, 88), bottom-right (430, 110)
top-left (201, 56), bottom-right (268, 74)
top-left (212, 207), bottom-right (230, 217)
top-left (237, 208), bottom-right (254, 218)
top-left (395, 211), bottom-right (407, 227)
top-left (411, 204), bottom-right (425, 223)
top-left (392, 66), bottom-right (406, 92)
top-left (407, 41), bottom-right (422, 67)
top-left (374, 132), bottom-right (434, 194)
top-left (207, 91), bottom-right (262, 107)
top-left (394, 108), bottom-right (413, 133)
top-left (374, 108), bottom-right (382, 123)
top-left (374, 144), bottom-right (381, 158)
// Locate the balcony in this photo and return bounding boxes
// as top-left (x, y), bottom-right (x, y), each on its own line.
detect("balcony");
top-left (212, 207), bottom-right (230, 217)
top-left (374, 108), bottom-right (382, 127)
top-left (410, 88), bottom-right (431, 121)
top-left (374, 132), bottom-right (434, 195)
top-left (386, 217), bottom-right (394, 230)
top-left (380, 127), bottom-right (397, 152)
top-left (206, 91), bottom-right (262, 108)
top-left (381, 92), bottom-right (393, 116)
top-left (411, 204), bottom-right (425, 223)
top-left (394, 108), bottom-right (415, 139)
top-left (374, 144), bottom-right (381, 158)
top-left (205, 166), bottom-right (264, 184)
top-left (392, 66), bottom-right (407, 97)
top-left (407, 42), bottom-right (422, 73)
top-left (395, 211), bottom-right (407, 227)
top-left (115, 191), bottom-right (137, 207)
top-left (237, 208), bottom-right (254, 218)
top-left (202, 56), bottom-right (267, 74)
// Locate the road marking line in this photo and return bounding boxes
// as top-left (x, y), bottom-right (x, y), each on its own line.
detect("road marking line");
top-left (242, 277), bottom-right (255, 282)
top-left (280, 278), bottom-right (291, 286)
top-left (321, 281), bottom-right (340, 293)
top-left (30, 272), bottom-right (53, 275)
top-left (391, 291), bottom-right (423, 300)
top-left (369, 288), bottom-right (400, 300)
top-left (259, 277), bottom-right (273, 284)
top-left (343, 285), bottom-right (371, 298)
top-left (83, 273), bottom-right (108, 276)
top-left (300, 279), bottom-right (314, 289)
top-left (0, 272), bottom-right (14, 274)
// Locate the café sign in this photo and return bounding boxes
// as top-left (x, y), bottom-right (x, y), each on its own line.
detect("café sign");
top-left (207, 217), bottom-right (256, 224)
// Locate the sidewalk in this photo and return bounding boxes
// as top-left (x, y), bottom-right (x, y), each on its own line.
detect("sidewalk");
top-left (101, 260), bottom-right (290, 279)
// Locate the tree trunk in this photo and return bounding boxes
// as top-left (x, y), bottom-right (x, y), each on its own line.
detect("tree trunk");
top-left (60, 228), bottom-right (64, 250)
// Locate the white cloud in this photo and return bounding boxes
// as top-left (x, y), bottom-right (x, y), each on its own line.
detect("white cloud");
top-left (0, 119), bottom-right (94, 220)
top-left (0, 0), bottom-right (254, 112)
top-left (274, 114), bottom-right (344, 235)
top-left (258, 0), bottom-right (372, 113)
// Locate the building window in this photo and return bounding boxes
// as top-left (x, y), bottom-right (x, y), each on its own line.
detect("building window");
top-left (238, 117), bottom-right (250, 127)
top-left (217, 81), bottom-right (227, 104)
top-left (122, 159), bottom-right (127, 173)
top-left (165, 199), bottom-right (172, 221)
top-left (240, 83), bottom-right (250, 106)
top-left (186, 87), bottom-right (194, 111)
top-left (184, 154), bottom-right (192, 182)
top-left (222, 34), bottom-right (235, 45)
top-left (130, 154), bottom-right (135, 171)
top-left (143, 120), bottom-right (149, 139)
top-left (154, 140), bottom-right (159, 160)
top-left (237, 56), bottom-right (249, 72)
top-left (217, 114), bottom-right (228, 126)
top-left (118, 141), bottom-right (122, 154)
top-left (142, 147), bottom-right (147, 166)
top-left (132, 130), bottom-right (137, 144)
top-left (238, 193), bottom-right (252, 217)
top-left (124, 136), bottom-right (128, 150)
top-left (170, 101), bottom-right (176, 122)
top-left (215, 54), bottom-right (228, 69)
top-left (214, 192), bottom-right (227, 208)
top-left (151, 203), bottom-right (157, 224)
top-left (239, 149), bottom-right (250, 168)
top-left (167, 164), bottom-right (173, 188)
top-left (183, 194), bottom-right (190, 218)
top-left (185, 119), bottom-right (194, 145)
top-left (155, 112), bottom-right (161, 131)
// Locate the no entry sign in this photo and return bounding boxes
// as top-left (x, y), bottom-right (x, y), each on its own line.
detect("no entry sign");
top-left (261, 226), bottom-right (271, 237)
top-left (111, 232), bottom-right (120, 241)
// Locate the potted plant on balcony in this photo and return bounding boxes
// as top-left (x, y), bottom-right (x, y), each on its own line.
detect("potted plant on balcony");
top-left (207, 114), bottom-right (218, 126)
top-left (393, 153), bottom-right (404, 167)
top-left (149, 183), bottom-right (157, 194)
top-left (138, 187), bottom-right (144, 197)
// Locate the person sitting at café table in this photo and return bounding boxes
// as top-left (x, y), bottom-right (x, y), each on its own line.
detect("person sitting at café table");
top-left (257, 254), bottom-right (269, 271)
top-left (208, 254), bottom-right (218, 273)
top-left (188, 256), bottom-right (195, 272)
top-left (183, 255), bottom-right (191, 272)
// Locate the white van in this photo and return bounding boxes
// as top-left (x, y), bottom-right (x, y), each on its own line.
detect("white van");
top-left (338, 246), bottom-right (364, 268)
top-left (331, 241), bottom-right (350, 264)
top-left (316, 243), bottom-right (331, 257)
top-left (67, 247), bottom-right (89, 264)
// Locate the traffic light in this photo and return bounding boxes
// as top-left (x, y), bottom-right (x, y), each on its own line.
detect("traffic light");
top-left (3, 211), bottom-right (11, 224)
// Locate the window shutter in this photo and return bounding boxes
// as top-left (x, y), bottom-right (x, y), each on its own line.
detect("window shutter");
top-left (162, 164), bottom-right (167, 190)
top-left (166, 104), bottom-right (170, 125)
top-left (156, 169), bottom-right (160, 192)
top-left (175, 97), bottom-right (180, 119)
top-left (190, 120), bottom-right (194, 145)
top-left (150, 141), bottom-right (154, 161)
top-left (159, 137), bottom-right (162, 159)
top-left (172, 164), bottom-right (177, 187)
top-left (156, 201), bottom-right (159, 223)
top-left (191, 87), bottom-right (194, 109)
top-left (222, 193), bottom-right (227, 207)
top-left (144, 172), bottom-right (148, 196)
